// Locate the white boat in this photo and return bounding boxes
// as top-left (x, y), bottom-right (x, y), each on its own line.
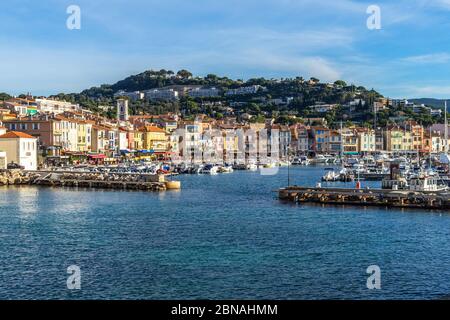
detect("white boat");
top-left (312, 155), bottom-right (328, 164)
top-left (439, 153), bottom-right (450, 164)
top-left (199, 164), bottom-right (219, 175)
top-left (218, 165), bottom-right (233, 173)
top-left (300, 156), bottom-right (310, 165)
top-left (292, 156), bottom-right (310, 165)
top-left (278, 161), bottom-right (291, 166)
top-left (324, 154), bottom-right (338, 164)
top-left (263, 162), bottom-right (276, 168)
top-left (409, 173), bottom-right (448, 192)
top-left (345, 157), bottom-right (360, 166)
top-left (362, 155), bottom-right (376, 165)
top-left (321, 170), bottom-right (340, 182)
top-left (352, 163), bottom-right (365, 174)
top-left (246, 163), bottom-right (258, 171)
top-left (194, 164), bottom-right (204, 174)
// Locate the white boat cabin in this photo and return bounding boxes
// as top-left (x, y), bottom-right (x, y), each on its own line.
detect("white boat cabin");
top-left (409, 176), bottom-right (447, 192)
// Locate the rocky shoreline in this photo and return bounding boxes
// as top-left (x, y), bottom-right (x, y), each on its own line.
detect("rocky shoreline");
top-left (0, 170), bottom-right (40, 186)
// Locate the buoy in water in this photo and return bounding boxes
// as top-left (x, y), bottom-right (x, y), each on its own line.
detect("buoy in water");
top-left (165, 181), bottom-right (181, 190)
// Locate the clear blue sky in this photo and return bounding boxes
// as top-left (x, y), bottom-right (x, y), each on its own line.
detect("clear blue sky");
top-left (1, 0), bottom-right (450, 99)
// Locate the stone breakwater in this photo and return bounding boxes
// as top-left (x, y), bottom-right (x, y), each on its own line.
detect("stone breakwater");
top-left (0, 170), bottom-right (41, 186)
top-left (0, 170), bottom-right (179, 191)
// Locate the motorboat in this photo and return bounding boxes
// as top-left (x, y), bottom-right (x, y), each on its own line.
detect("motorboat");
top-left (345, 157), bottom-right (360, 167)
top-left (321, 170), bottom-right (340, 182)
top-left (218, 165), bottom-right (233, 173)
top-left (312, 155), bottom-right (328, 164)
top-left (292, 156), bottom-right (310, 165)
top-left (199, 164), bottom-right (219, 175)
top-left (409, 173), bottom-right (448, 192)
top-left (324, 154), bottom-right (338, 164)
top-left (193, 164), bottom-right (204, 174)
top-left (263, 162), bottom-right (276, 168)
top-left (362, 155), bottom-right (376, 165)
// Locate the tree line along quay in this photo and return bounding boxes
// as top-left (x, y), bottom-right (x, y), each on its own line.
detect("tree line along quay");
top-left (0, 70), bottom-right (449, 170)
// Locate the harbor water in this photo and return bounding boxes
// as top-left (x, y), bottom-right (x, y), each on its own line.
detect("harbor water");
top-left (1, 166), bottom-right (450, 299)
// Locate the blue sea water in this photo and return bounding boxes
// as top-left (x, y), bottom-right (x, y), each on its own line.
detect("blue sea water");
top-left (1, 166), bottom-right (450, 300)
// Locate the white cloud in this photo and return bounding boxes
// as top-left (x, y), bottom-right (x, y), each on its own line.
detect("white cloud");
top-left (401, 53), bottom-right (450, 64)
top-left (429, 0), bottom-right (450, 10)
top-left (382, 84), bottom-right (450, 99)
top-left (0, 46), bottom-right (153, 95)
top-left (412, 85), bottom-right (450, 96)
top-left (237, 52), bottom-right (342, 81)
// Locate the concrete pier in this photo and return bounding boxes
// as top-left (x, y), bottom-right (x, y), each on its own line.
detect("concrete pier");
top-left (279, 186), bottom-right (450, 209)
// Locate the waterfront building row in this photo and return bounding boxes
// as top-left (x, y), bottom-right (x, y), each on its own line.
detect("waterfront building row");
top-left (290, 122), bottom-right (450, 155)
top-left (2, 115), bottom-right (450, 161)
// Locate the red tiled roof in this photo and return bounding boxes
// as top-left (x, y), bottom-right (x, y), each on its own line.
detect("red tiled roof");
top-left (144, 125), bottom-right (166, 133)
top-left (0, 131), bottom-right (36, 139)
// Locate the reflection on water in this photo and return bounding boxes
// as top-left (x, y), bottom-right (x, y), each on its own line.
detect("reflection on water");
top-left (15, 187), bottom-right (40, 216)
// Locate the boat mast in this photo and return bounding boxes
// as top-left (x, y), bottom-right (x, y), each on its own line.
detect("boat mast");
top-left (340, 120), bottom-right (343, 166)
top-left (429, 126), bottom-right (432, 170)
top-left (445, 100), bottom-right (448, 154)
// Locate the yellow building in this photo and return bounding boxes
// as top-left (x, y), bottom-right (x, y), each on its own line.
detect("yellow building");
top-left (385, 126), bottom-right (404, 152)
top-left (405, 121), bottom-right (424, 152)
top-left (0, 110), bottom-right (17, 121)
top-left (134, 130), bottom-right (145, 150)
top-left (143, 125), bottom-right (168, 152)
top-left (341, 127), bottom-right (358, 155)
top-left (401, 130), bottom-right (413, 152)
top-left (356, 128), bottom-right (376, 153)
top-left (76, 120), bottom-right (88, 152)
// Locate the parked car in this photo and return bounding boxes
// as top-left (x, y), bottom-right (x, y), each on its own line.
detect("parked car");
top-left (7, 163), bottom-right (25, 170)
